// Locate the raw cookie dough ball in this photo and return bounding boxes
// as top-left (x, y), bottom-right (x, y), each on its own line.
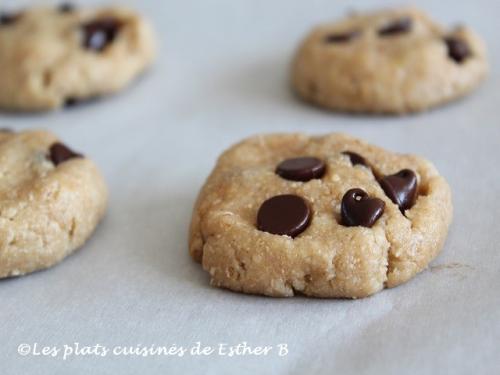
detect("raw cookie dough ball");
top-left (189, 133), bottom-right (453, 298)
top-left (0, 129), bottom-right (108, 277)
top-left (0, 4), bottom-right (156, 111)
top-left (292, 7), bottom-right (488, 114)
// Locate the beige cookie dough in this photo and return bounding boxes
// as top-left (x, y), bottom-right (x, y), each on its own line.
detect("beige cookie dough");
top-left (0, 129), bottom-right (108, 278)
top-left (189, 133), bottom-right (453, 298)
top-left (292, 7), bottom-right (488, 114)
top-left (0, 4), bottom-right (156, 111)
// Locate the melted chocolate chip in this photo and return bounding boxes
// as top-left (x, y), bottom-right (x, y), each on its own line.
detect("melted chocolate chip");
top-left (49, 143), bottom-right (83, 166)
top-left (276, 157), bottom-right (326, 182)
top-left (257, 194), bottom-right (311, 237)
top-left (58, 3), bottom-right (76, 13)
top-left (378, 17), bottom-right (412, 36)
top-left (0, 12), bottom-right (21, 26)
top-left (342, 151), bottom-right (367, 167)
top-left (324, 30), bottom-right (361, 43)
top-left (379, 169), bottom-right (418, 212)
top-left (82, 17), bottom-right (122, 52)
top-left (341, 188), bottom-right (385, 228)
top-left (444, 37), bottom-right (471, 63)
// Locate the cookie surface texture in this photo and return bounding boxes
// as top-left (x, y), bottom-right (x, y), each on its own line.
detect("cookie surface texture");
top-left (0, 5), bottom-right (156, 111)
top-left (292, 7), bottom-right (488, 114)
top-left (0, 130), bottom-right (108, 277)
top-left (189, 133), bottom-right (453, 298)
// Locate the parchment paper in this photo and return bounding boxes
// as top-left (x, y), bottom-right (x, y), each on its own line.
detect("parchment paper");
top-left (1, 0), bottom-right (499, 374)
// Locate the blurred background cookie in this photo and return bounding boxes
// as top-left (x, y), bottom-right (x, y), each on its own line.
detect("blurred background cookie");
top-left (0, 4), bottom-right (156, 111)
top-left (0, 129), bottom-right (107, 278)
top-left (292, 7), bottom-right (488, 114)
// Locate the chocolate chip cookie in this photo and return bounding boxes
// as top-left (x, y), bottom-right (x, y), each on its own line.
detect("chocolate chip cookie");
top-left (0, 4), bottom-right (156, 111)
top-left (0, 129), bottom-right (107, 278)
top-left (292, 7), bottom-right (488, 114)
top-left (189, 133), bottom-right (453, 298)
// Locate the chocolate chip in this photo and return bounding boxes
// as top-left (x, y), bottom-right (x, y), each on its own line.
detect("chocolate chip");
top-left (257, 194), bottom-right (311, 237)
top-left (324, 30), bottom-right (361, 43)
top-left (378, 17), bottom-right (412, 36)
top-left (64, 95), bottom-right (103, 108)
top-left (0, 12), bottom-right (21, 26)
top-left (82, 17), bottom-right (122, 52)
top-left (276, 157), bottom-right (326, 182)
top-left (342, 151), bottom-right (367, 167)
top-left (49, 143), bottom-right (83, 166)
top-left (379, 169), bottom-right (418, 212)
top-left (64, 97), bottom-right (79, 107)
top-left (58, 3), bottom-right (76, 13)
top-left (341, 188), bottom-right (385, 228)
top-left (444, 37), bottom-right (471, 63)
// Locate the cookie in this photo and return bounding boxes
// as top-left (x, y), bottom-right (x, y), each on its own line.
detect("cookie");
top-left (292, 7), bottom-right (488, 114)
top-left (0, 129), bottom-right (108, 278)
top-left (0, 4), bottom-right (156, 111)
top-left (189, 133), bottom-right (453, 298)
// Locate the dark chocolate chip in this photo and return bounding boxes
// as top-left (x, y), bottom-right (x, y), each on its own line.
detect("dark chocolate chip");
top-left (378, 17), bottom-right (412, 36)
top-left (81, 17), bottom-right (122, 52)
top-left (324, 30), bottom-right (361, 43)
top-left (341, 188), bottom-right (385, 228)
top-left (342, 151), bottom-right (367, 167)
top-left (0, 12), bottom-right (21, 26)
top-left (49, 142), bottom-right (83, 166)
top-left (379, 169), bottom-right (418, 212)
top-left (276, 157), bottom-right (326, 182)
top-left (257, 194), bottom-right (311, 237)
top-left (64, 97), bottom-right (79, 107)
top-left (64, 95), bottom-right (102, 108)
top-left (58, 3), bottom-right (76, 13)
top-left (444, 37), bottom-right (471, 63)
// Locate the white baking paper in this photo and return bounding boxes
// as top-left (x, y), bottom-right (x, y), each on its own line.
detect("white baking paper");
top-left (1, 0), bottom-right (499, 374)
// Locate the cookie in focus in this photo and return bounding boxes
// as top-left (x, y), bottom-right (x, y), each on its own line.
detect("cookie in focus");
top-left (189, 133), bottom-right (453, 298)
